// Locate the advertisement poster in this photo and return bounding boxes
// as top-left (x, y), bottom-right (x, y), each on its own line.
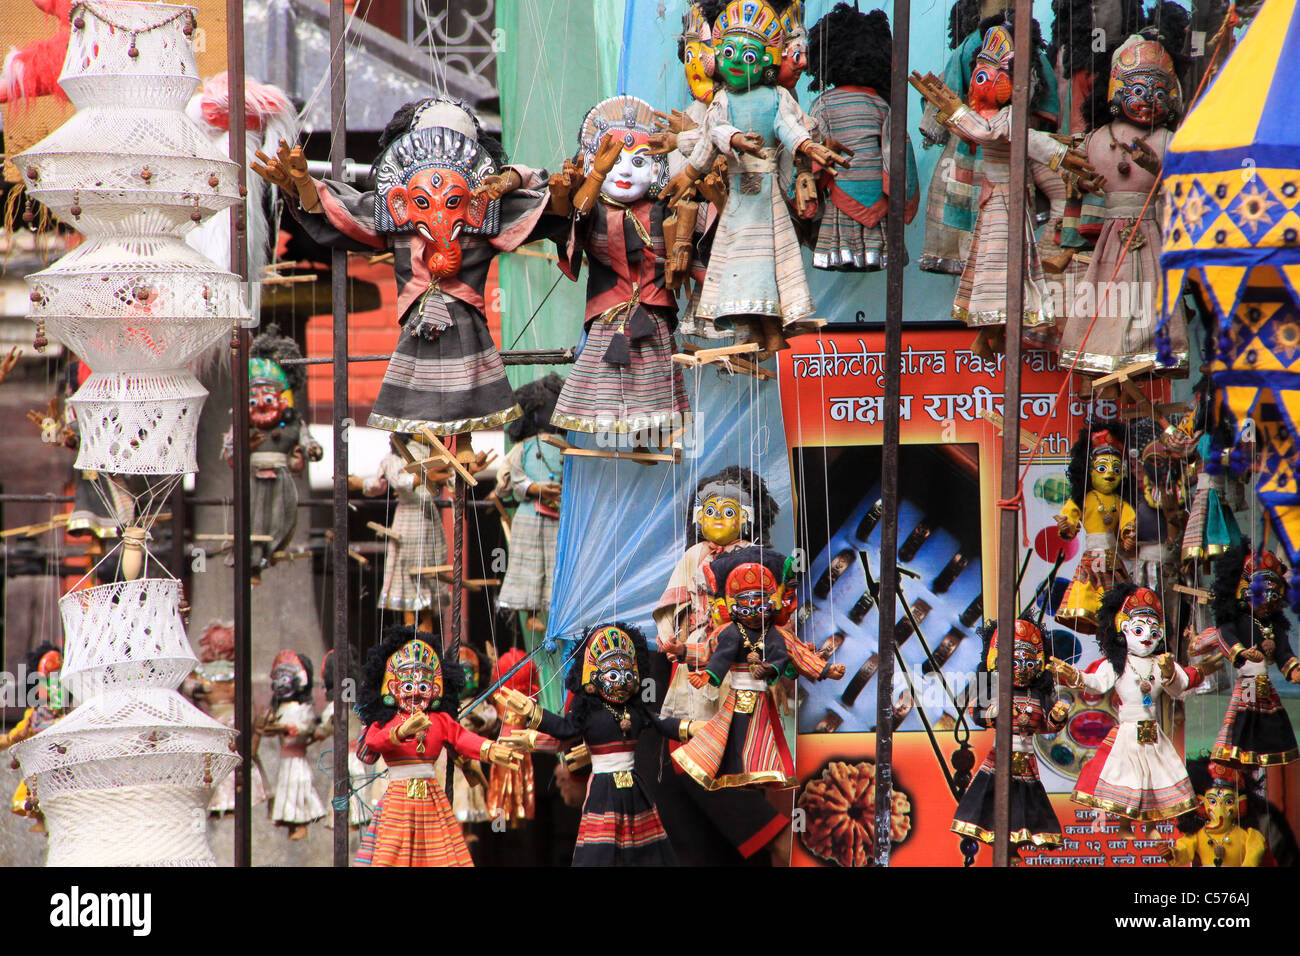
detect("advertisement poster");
top-left (778, 328), bottom-right (1189, 866)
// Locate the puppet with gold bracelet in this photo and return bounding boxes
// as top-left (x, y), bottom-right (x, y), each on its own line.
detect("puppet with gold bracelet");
top-left (498, 622), bottom-right (703, 865)
top-left (354, 626), bottom-right (520, 867)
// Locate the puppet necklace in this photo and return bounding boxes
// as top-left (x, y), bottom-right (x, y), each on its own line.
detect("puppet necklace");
top-left (742, 626), bottom-right (768, 666)
top-left (1130, 655), bottom-right (1156, 706)
top-left (602, 700), bottom-right (633, 736)
top-left (1089, 491), bottom-right (1117, 529)
top-left (1107, 129), bottom-right (1149, 177)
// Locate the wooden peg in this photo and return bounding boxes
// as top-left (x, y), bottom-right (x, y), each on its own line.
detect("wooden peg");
top-left (410, 564), bottom-right (454, 576)
top-left (1173, 584), bottom-right (1212, 604)
top-left (417, 427), bottom-right (478, 487)
top-left (366, 520), bottom-right (400, 541)
top-left (979, 410), bottom-right (1040, 452)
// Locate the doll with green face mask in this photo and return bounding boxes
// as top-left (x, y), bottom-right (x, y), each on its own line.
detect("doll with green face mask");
top-left (664, 0), bottom-right (848, 358)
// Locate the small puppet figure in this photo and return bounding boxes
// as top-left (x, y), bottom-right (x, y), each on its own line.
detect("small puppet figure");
top-left (1129, 436), bottom-right (1186, 615)
top-left (183, 620), bottom-right (269, 815)
top-left (315, 649), bottom-right (373, 829)
top-left (449, 645), bottom-right (498, 830)
top-left (917, 4), bottom-right (1062, 276)
top-left (361, 435), bottom-right (450, 632)
top-left (497, 374), bottom-right (564, 629)
top-left (258, 649), bottom-right (326, 840)
top-left (354, 626), bottom-right (519, 867)
top-left (664, 0), bottom-right (850, 356)
top-left (222, 325), bottom-right (322, 578)
top-left (911, 20), bottom-right (1095, 359)
top-left (252, 98), bottom-right (553, 441)
top-left (497, 622), bottom-right (701, 866)
top-left (673, 546), bottom-right (845, 790)
top-left (655, 466), bottom-right (779, 721)
top-left (486, 648), bottom-right (543, 827)
top-left (1057, 24), bottom-right (1190, 375)
top-left (548, 95), bottom-right (692, 441)
top-left (0, 644), bottom-right (66, 833)
top-left (1205, 546), bottom-right (1300, 767)
top-left (951, 618), bottom-right (1068, 861)
top-left (1160, 763), bottom-right (1268, 867)
top-left (1182, 425), bottom-right (1245, 568)
top-left (1054, 424), bottom-right (1137, 634)
top-left (1050, 585), bottom-right (1204, 835)
top-left (655, 1), bottom-right (726, 173)
top-left (805, 4), bottom-right (919, 272)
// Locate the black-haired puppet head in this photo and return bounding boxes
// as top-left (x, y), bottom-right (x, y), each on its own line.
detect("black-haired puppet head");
top-left (806, 4), bottom-right (893, 98)
top-left (569, 622), bottom-right (650, 707)
top-left (1096, 583), bottom-right (1165, 676)
top-left (320, 645), bottom-right (361, 695)
top-left (947, 0), bottom-right (982, 49)
top-left (1066, 422), bottom-right (1127, 508)
top-left (705, 544), bottom-right (796, 629)
top-left (1229, 545), bottom-right (1289, 618)
top-left (357, 625), bottom-right (464, 727)
top-left (505, 373), bottom-right (565, 443)
top-left (249, 324), bottom-right (305, 431)
top-left (687, 465), bottom-right (779, 547)
top-left (270, 649), bottom-right (313, 704)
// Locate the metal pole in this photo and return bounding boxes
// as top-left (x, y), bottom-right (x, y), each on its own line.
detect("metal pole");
top-left (875, 0), bottom-right (910, 868)
top-left (328, 0), bottom-right (351, 866)
top-left (225, 0), bottom-right (253, 869)
top-left (994, 0), bottom-right (1034, 868)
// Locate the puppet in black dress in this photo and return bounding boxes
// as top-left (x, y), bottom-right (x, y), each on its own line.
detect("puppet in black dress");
top-left (1206, 545), bottom-right (1300, 767)
top-left (251, 98), bottom-right (550, 439)
top-left (547, 95), bottom-right (691, 441)
top-left (674, 546), bottom-right (844, 790)
top-left (951, 617), bottom-right (1067, 862)
top-left (498, 622), bottom-right (701, 866)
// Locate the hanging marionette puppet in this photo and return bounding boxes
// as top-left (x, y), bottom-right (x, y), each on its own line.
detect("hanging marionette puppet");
top-left (673, 546), bottom-right (845, 790)
top-left (497, 373), bottom-right (564, 633)
top-left (546, 95), bottom-right (692, 444)
top-left (1181, 396), bottom-right (1246, 568)
top-left (496, 622), bottom-right (703, 865)
top-left (951, 618), bottom-right (1068, 861)
top-left (1057, 22), bottom-right (1191, 374)
top-left (1129, 433), bottom-right (1187, 616)
top-left (355, 626), bottom-right (519, 867)
top-left (486, 648), bottom-right (543, 827)
top-left (256, 649), bottom-right (326, 840)
top-left (655, 466), bottom-right (779, 722)
top-left (221, 325), bottom-right (322, 580)
top-left (1054, 424), bottom-right (1137, 634)
top-left (0, 644), bottom-right (65, 834)
top-left (804, 4), bottom-right (919, 272)
top-left (313, 649), bottom-right (374, 830)
top-left (662, 0), bottom-right (850, 357)
top-left (250, 99), bottom-right (553, 447)
top-left (1049, 584), bottom-right (1208, 836)
top-left (1159, 763), bottom-right (1268, 867)
top-left (1203, 546), bottom-right (1300, 767)
top-left (911, 22), bottom-right (1097, 358)
top-left (182, 621), bottom-right (269, 816)
top-left (917, 4), bottom-right (1062, 276)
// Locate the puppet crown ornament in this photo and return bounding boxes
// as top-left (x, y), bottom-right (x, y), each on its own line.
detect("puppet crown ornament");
top-left (1240, 550), bottom-right (1287, 612)
top-left (713, 0), bottom-right (785, 90)
top-left (578, 95), bottom-right (670, 200)
top-left (373, 125), bottom-right (500, 237)
top-left (985, 619), bottom-right (1045, 686)
top-left (1107, 33), bottom-right (1181, 124)
top-left (382, 637), bottom-right (443, 710)
top-left (580, 626), bottom-right (640, 704)
top-left (970, 23), bottom-right (1014, 109)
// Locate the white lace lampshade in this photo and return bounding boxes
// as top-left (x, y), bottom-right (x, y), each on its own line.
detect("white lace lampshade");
top-left (29, 236), bottom-right (246, 369)
top-left (70, 370), bottom-right (208, 475)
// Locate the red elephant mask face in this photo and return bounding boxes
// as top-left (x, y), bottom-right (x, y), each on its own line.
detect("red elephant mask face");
top-left (385, 167), bottom-right (487, 279)
top-left (969, 64), bottom-right (1012, 111)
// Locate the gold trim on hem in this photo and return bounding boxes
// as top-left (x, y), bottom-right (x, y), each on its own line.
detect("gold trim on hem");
top-left (1057, 348), bottom-right (1190, 377)
top-left (549, 411), bottom-right (694, 435)
top-left (949, 819), bottom-right (1064, 847)
top-left (672, 749), bottom-right (796, 791)
top-left (954, 307), bottom-right (1051, 328)
top-left (1211, 745), bottom-right (1300, 767)
top-left (1182, 543), bottom-right (1230, 563)
top-left (367, 404), bottom-right (522, 435)
top-left (1070, 791), bottom-right (1198, 821)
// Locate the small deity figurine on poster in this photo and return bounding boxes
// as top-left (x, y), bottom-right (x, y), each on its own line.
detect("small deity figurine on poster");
top-left (911, 21), bottom-right (1096, 358)
top-left (486, 648), bottom-right (543, 827)
top-left (1160, 764), bottom-right (1268, 867)
top-left (251, 98), bottom-right (553, 441)
top-left (1054, 424), bottom-right (1137, 634)
top-left (805, 3), bottom-right (919, 272)
top-left (664, 0), bottom-right (849, 356)
top-left (1057, 27), bottom-right (1189, 374)
top-left (951, 618), bottom-right (1067, 861)
top-left (673, 546), bottom-right (845, 790)
top-left (354, 626), bottom-right (519, 867)
top-left (315, 649), bottom-right (374, 829)
top-left (497, 374), bottom-right (564, 634)
top-left (0, 644), bottom-right (65, 833)
top-left (182, 620), bottom-right (269, 815)
top-left (222, 325), bottom-right (322, 580)
top-left (547, 95), bottom-right (692, 441)
top-left (655, 466), bottom-right (779, 722)
top-left (496, 622), bottom-right (702, 866)
top-left (1050, 585), bottom-right (1206, 835)
top-left (1205, 546), bottom-right (1300, 767)
top-left (361, 435), bottom-right (450, 632)
top-left (257, 649), bottom-right (326, 840)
